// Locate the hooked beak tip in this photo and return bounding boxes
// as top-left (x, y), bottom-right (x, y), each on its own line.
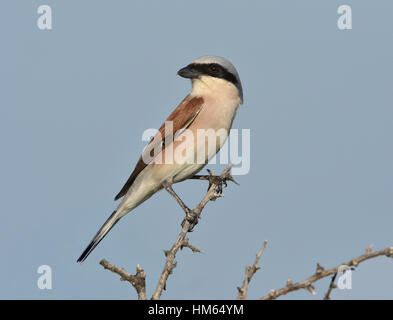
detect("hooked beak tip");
top-left (177, 66), bottom-right (199, 79)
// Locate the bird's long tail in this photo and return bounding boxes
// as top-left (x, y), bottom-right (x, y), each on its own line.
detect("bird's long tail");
top-left (77, 210), bottom-right (120, 263)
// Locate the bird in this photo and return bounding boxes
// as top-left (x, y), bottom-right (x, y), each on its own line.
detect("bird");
top-left (77, 55), bottom-right (243, 262)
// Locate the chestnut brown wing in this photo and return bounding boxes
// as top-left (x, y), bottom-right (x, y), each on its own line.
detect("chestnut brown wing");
top-left (114, 95), bottom-right (204, 200)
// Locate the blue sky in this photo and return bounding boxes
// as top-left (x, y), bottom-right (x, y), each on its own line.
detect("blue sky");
top-left (0, 0), bottom-right (392, 299)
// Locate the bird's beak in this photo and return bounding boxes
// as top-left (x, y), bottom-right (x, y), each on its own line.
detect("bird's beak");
top-left (177, 65), bottom-right (200, 79)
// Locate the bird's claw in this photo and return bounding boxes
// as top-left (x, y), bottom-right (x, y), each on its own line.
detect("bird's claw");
top-left (206, 169), bottom-right (238, 194)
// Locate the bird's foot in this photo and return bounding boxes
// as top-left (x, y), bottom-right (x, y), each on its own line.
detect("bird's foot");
top-left (206, 169), bottom-right (239, 196)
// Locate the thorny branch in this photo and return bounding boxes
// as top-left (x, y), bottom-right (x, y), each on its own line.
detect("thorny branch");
top-left (99, 259), bottom-right (147, 300)
top-left (152, 163), bottom-right (238, 299)
top-left (237, 240), bottom-right (268, 300)
top-left (100, 164), bottom-right (238, 300)
top-left (260, 245), bottom-right (393, 300)
top-left (323, 273), bottom-right (338, 300)
top-left (98, 163), bottom-right (392, 300)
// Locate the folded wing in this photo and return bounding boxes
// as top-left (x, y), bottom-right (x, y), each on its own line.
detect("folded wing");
top-left (114, 95), bottom-right (204, 200)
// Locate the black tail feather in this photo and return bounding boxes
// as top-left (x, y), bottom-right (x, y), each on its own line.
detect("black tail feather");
top-left (77, 211), bottom-right (119, 263)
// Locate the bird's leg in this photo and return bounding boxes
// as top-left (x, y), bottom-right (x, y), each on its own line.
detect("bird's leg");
top-left (164, 183), bottom-right (190, 214)
top-left (163, 182), bottom-right (199, 232)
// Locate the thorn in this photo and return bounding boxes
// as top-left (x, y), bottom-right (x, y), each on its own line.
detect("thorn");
top-left (316, 263), bottom-right (325, 274)
top-left (269, 289), bottom-right (276, 298)
top-left (225, 173), bottom-right (240, 186)
top-left (365, 245), bottom-right (374, 254)
top-left (207, 169), bottom-right (216, 176)
top-left (306, 284), bottom-right (316, 295)
top-left (180, 239), bottom-right (204, 254)
top-left (163, 250), bottom-right (170, 257)
top-left (286, 279), bottom-right (293, 287)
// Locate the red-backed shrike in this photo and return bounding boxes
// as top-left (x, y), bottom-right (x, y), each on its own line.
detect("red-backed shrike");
top-left (78, 56), bottom-right (243, 262)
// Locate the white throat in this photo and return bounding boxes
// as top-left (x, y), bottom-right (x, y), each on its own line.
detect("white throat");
top-left (190, 76), bottom-right (242, 105)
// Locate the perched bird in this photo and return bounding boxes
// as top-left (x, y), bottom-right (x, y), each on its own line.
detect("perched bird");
top-left (77, 56), bottom-right (243, 262)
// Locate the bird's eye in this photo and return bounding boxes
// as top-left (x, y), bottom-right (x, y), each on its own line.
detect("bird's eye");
top-left (209, 65), bottom-right (219, 73)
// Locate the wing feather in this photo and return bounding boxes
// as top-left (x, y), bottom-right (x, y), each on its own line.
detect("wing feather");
top-left (114, 95), bottom-right (204, 200)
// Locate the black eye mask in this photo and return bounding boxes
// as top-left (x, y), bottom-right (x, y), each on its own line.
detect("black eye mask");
top-left (187, 63), bottom-right (239, 87)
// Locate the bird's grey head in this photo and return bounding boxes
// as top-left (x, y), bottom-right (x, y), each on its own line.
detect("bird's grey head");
top-left (177, 55), bottom-right (243, 104)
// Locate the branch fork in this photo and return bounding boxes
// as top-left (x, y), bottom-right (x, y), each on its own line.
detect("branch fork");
top-left (261, 245), bottom-right (393, 300)
top-left (99, 259), bottom-right (147, 300)
top-left (100, 164), bottom-right (238, 300)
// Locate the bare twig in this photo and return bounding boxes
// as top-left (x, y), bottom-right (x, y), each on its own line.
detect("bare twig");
top-left (323, 273), bottom-right (337, 300)
top-left (98, 164), bottom-right (236, 300)
top-left (260, 245), bottom-right (393, 300)
top-left (100, 259), bottom-right (147, 300)
top-left (237, 240), bottom-right (268, 300)
top-left (323, 244), bottom-right (375, 300)
top-left (180, 238), bottom-right (204, 254)
top-left (151, 163), bottom-right (238, 300)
